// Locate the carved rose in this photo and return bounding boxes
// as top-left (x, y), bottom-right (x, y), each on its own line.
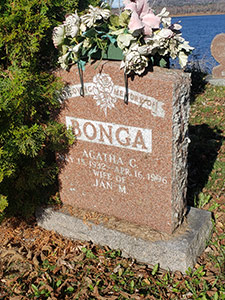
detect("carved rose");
top-left (92, 74), bottom-right (117, 116)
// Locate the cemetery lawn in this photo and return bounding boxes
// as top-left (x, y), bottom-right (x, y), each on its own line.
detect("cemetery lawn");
top-left (0, 83), bottom-right (224, 299)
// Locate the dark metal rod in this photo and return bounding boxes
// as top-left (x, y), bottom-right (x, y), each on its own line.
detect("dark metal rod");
top-left (78, 62), bottom-right (84, 97)
top-left (124, 72), bottom-right (128, 105)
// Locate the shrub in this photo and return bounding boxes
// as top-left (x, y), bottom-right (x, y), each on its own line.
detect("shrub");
top-left (0, 0), bottom-right (98, 219)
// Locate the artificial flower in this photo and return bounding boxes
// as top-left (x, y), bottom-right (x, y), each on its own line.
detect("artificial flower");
top-left (124, 0), bottom-right (160, 35)
top-left (81, 4), bottom-right (111, 28)
top-left (157, 28), bottom-right (174, 39)
top-left (157, 7), bottom-right (171, 27)
top-left (53, 1), bottom-right (193, 75)
top-left (178, 51), bottom-right (188, 68)
top-left (52, 25), bottom-right (65, 48)
top-left (64, 12), bottom-right (80, 38)
top-left (128, 11), bottom-right (144, 32)
top-left (58, 52), bottom-right (70, 69)
top-left (117, 33), bottom-right (135, 49)
top-left (70, 42), bottom-right (82, 54)
top-left (121, 46), bottom-right (149, 75)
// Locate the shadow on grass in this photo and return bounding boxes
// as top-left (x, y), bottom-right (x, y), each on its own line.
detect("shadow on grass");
top-left (186, 124), bottom-right (224, 207)
top-left (183, 63), bottom-right (208, 106)
top-left (189, 70), bottom-right (208, 104)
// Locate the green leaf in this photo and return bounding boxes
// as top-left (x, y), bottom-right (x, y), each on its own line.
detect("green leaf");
top-left (66, 286), bottom-right (74, 292)
top-left (31, 284), bottom-right (39, 293)
top-left (151, 263), bottom-right (159, 275)
top-left (81, 247), bottom-right (87, 253)
top-left (56, 280), bottom-right (62, 287)
top-left (119, 11), bottom-right (130, 27)
top-left (159, 58), bottom-right (168, 68)
top-left (102, 33), bottom-right (116, 44)
top-left (198, 192), bottom-right (211, 208)
top-left (87, 45), bottom-right (99, 60)
top-left (130, 280), bottom-right (134, 289)
top-left (86, 249), bottom-right (96, 259)
top-left (118, 267), bottom-right (123, 277)
top-left (110, 15), bottom-right (120, 27)
top-left (0, 195), bottom-right (8, 213)
top-left (78, 59), bottom-right (86, 71)
top-left (83, 27), bottom-right (99, 38)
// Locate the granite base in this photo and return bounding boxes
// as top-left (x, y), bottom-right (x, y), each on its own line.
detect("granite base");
top-left (36, 206), bottom-right (212, 273)
top-left (205, 75), bottom-right (225, 86)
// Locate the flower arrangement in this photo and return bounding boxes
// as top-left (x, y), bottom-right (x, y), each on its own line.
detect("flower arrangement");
top-left (53, 0), bottom-right (193, 76)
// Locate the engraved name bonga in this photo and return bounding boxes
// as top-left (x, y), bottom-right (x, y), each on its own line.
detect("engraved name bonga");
top-left (66, 117), bottom-right (152, 153)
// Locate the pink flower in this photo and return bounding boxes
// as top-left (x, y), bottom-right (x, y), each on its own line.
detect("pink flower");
top-left (129, 11), bottom-right (143, 32)
top-left (124, 0), bottom-right (160, 35)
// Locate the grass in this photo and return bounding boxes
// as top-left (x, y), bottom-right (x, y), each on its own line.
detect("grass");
top-left (187, 84), bottom-right (225, 208)
top-left (0, 81), bottom-right (225, 299)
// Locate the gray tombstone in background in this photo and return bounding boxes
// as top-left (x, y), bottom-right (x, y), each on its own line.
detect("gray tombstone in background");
top-left (211, 33), bottom-right (225, 78)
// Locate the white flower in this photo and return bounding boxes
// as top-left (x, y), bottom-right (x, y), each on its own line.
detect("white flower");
top-left (117, 33), bottom-right (135, 49)
top-left (138, 44), bottom-right (154, 55)
top-left (70, 42), bottom-right (82, 54)
top-left (178, 51), bottom-right (188, 68)
top-left (67, 42), bottom-right (83, 61)
top-left (168, 40), bottom-right (179, 59)
top-left (83, 38), bottom-right (91, 49)
top-left (178, 40), bottom-right (194, 52)
top-left (80, 23), bottom-right (87, 32)
top-left (171, 23), bottom-right (182, 31)
top-left (52, 25), bottom-right (65, 47)
top-left (64, 11), bottom-right (80, 38)
top-left (157, 8), bottom-right (171, 27)
top-left (157, 28), bottom-right (174, 39)
top-left (81, 4), bottom-right (111, 28)
top-left (58, 52), bottom-right (70, 69)
top-left (110, 28), bottom-right (125, 36)
top-left (145, 35), bottom-right (162, 54)
top-left (121, 48), bottom-right (149, 75)
top-left (157, 7), bottom-right (170, 18)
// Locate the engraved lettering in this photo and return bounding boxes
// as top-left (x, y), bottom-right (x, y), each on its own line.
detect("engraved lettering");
top-left (118, 185), bottom-right (126, 193)
top-left (132, 129), bottom-right (148, 150)
top-left (83, 122), bottom-right (97, 140)
top-left (66, 117), bottom-right (152, 153)
top-left (93, 170), bottom-right (112, 180)
top-left (129, 158), bottom-right (137, 168)
top-left (93, 178), bottom-right (112, 189)
top-left (99, 124), bottom-right (112, 144)
top-left (82, 149), bottom-right (89, 158)
top-left (71, 120), bottom-right (81, 137)
top-left (62, 74), bottom-right (165, 118)
top-left (116, 127), bottom-right (131, 146)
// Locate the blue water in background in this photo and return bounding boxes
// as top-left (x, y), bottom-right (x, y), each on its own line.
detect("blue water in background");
top-left (172, 14), bottom-right (225, 73)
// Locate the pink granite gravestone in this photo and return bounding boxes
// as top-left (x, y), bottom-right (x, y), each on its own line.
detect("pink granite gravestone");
top-left (211, 33), bottom-right (225, 78)
top-left (56, 61), bottom-right (191, 234)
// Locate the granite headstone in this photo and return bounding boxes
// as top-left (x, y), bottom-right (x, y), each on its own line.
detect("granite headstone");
top-left (56, 61), bottom-right (191, 234)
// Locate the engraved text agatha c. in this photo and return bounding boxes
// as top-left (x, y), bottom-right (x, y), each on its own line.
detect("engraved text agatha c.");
top-left (60, 149), bottom-right (168, 194)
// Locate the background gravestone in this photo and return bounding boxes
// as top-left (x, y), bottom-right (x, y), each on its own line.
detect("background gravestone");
top-left (211, 33), bottom-right (225, 78)
top-left (56, 61), bottom-right (191, 234)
